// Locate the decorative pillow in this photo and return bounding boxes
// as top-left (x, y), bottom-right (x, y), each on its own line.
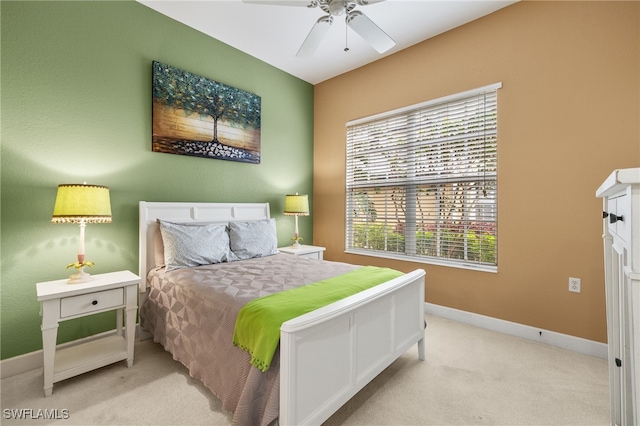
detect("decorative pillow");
top-left (229, 219), bottom-right (278, 260)
top-left (154, 221), bottom-right (228, 267)
top-left (159, 220), bottom-right (236, 271)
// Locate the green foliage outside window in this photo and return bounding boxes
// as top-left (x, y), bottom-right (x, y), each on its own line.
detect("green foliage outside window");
top-left (352, 223), bottom-right (496, 264)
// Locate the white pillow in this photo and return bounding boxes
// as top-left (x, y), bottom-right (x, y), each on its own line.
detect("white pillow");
top-left (229, 219), bottom-right (278, 260)
top-left (159, 220), bottom-right (236, 271)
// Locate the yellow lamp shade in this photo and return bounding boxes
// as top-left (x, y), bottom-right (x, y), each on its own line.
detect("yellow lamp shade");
top-left (284, 194), bottom-right (309, 216)
top-left (51, 184), bottom-right (112, 224)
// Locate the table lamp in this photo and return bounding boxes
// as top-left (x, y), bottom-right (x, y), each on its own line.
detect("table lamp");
top-left (51, 183), bottom-right (112, 283)
top-left (284, 193), bottom-right (309, 248)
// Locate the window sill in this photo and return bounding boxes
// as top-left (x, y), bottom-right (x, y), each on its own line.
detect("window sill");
top-left (344, 249), bottom-right (498, 273)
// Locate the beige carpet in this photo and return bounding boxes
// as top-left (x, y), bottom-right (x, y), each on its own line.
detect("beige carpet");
top-left (1, 314), bottom-right (609, 425)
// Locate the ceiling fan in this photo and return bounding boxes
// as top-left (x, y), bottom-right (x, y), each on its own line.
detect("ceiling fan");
top-left (243, 0), bottom-right (396, 57)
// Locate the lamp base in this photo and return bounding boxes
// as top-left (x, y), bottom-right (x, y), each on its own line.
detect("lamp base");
top-left (67, 267), bottom-right (92, 284)
top-left (292, 241), bottom-right (302, 249)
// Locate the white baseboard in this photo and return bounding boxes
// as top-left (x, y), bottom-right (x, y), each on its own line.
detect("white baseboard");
top-left (1, 348), bottom-right (43, 379)
top-left (425, 302), bottom-right (608, 360)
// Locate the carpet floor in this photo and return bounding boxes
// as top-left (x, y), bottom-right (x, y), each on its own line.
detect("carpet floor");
top-left (1, 314), bottom-right (609, 425)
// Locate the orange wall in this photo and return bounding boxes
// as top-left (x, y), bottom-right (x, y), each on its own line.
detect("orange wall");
top-left (313, 1), bottom-right (639, 343)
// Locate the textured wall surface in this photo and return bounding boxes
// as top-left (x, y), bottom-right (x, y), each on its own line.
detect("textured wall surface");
top-left (1, 1), bottom-right (313, 359)
top-left (314, 1), bottom-right (639, 343)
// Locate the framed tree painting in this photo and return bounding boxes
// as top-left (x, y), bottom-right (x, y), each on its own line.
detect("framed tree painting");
top-left (152, 61), bottom-right (261, 164)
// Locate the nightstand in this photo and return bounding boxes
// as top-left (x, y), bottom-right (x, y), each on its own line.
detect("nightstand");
top-left (279, 245), bottom-right (326, 260)
top-left (36, 270), bottom-right (140, 397)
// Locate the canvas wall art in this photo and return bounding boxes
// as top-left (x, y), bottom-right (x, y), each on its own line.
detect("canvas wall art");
top-left (152, 61), bottom-right (261, 164)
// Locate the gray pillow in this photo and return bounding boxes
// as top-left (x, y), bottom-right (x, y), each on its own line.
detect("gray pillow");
top-left (159, 220), bottom-right (236, 271)
top-left (229, 219), bottom-right (278, 260)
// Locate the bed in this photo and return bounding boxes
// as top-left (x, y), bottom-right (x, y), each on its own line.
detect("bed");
top-left (138, 201), bottom-right (426, 426)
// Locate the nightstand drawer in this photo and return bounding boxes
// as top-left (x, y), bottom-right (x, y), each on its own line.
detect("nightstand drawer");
top-left (60, 288), bottom-right (124, 318)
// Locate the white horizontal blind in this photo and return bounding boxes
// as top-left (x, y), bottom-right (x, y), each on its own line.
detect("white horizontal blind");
top-left (346, 84), bottom-right (500, 269)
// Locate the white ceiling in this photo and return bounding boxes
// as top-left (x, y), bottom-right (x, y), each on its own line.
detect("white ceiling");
top-left (138, 0), bottom-right (517, 85)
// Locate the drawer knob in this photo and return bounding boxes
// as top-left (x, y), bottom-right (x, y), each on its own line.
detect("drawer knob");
top-left (615, 358), bottom-right (622, 367)
top-left (609, 213), bottom-right (624, 224)
top-left (92, 300), bottom-right (98, 306)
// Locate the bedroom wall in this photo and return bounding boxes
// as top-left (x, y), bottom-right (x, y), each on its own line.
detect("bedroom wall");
top-left (314, 1), bottom-right (639, 343)
top-left (0, 1), bottom-right (314, 360)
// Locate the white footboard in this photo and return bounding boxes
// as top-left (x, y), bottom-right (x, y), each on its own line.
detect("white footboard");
top-left (279, 268), bottom-right (426, 426)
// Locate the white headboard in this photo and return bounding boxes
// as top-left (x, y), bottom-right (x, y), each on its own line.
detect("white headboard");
top-left (138, 201), bottom-right (271, 292)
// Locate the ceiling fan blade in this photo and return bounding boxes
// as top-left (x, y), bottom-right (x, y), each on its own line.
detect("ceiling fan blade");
top-left (242, 0), bottom-right (315, 7)
top-left (296, 16), bottom-right (332, 58)
top-left (356, 0), bottom-right (386, 5)
top-left (346, 10), bottom-right (395, 54)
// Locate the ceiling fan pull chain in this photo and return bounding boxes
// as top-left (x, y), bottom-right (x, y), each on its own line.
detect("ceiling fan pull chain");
top-left (344, 23), bottom-right (349, 52)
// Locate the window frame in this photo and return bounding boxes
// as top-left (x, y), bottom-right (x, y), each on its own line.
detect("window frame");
top-left (345, 83), bottom-right (501, 273)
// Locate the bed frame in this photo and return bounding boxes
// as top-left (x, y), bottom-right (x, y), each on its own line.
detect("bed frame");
top-left (139, 201), bottom-right (426, 426)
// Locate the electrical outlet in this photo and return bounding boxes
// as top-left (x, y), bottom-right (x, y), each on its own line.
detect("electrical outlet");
top-left (569, 277), bottom-right (581, 293)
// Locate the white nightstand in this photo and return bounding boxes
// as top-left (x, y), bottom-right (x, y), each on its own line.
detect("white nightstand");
top-left (279, 245), bottom-right (326, 260)
top-left (36, 270), bottom-right (140, 397)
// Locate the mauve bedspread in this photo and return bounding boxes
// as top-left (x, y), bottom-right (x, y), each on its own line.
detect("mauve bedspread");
top-left (139, 253), bottom-right (359, 426)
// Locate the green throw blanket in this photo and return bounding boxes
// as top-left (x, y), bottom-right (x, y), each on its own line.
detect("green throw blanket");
top-left (232, 266), bottom-right (403, 372)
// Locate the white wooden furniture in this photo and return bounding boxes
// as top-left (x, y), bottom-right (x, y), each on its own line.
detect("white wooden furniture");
top-left (36, 270), bottom-right (140, 397)
top-left (139, 201), bottom-right (426, 426)
top-left (596, 168), bottom-right (640, 426)
top-left (279, 244), bottom-right (326, 259)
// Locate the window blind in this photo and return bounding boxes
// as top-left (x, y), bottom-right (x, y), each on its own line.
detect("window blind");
top-left (346, 83), bottom-right (501, 270)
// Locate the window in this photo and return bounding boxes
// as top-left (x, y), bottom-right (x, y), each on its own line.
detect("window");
top-left (345, 83), bottom-right (501, 272)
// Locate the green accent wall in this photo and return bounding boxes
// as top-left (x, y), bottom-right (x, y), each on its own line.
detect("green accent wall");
top-left (1, 1), bottom-right (314, 360)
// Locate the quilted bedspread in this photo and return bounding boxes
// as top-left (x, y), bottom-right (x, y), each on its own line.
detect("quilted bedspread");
top-left (139, 253), bottom-right (359, 426)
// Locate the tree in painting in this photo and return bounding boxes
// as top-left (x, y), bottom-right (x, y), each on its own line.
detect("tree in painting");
top-left (152, 61), bottom-right (261, 164)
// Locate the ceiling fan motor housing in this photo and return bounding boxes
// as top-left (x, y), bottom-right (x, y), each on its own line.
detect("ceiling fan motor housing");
top-left (320, 0), bottom-right (357, 17)
top-left (258, 0), bottom-right (395, 57)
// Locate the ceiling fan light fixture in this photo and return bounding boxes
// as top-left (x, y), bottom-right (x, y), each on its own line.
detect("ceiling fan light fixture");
top-left (328, 0), bottom-right (347, 16)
